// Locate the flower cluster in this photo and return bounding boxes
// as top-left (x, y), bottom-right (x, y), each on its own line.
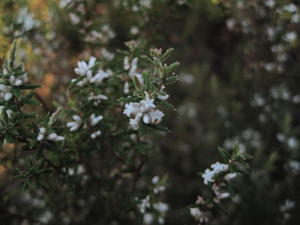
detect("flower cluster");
top-left (37, 127), bottom-right (64, 142)
top-left (190, 146), bottom-right (251, 224)
top-left (73, 56), bottom-right (111, 86)
top-left (66, 113), bottom-right (103, 139)
top-left (137, 176), bottom-right (169, 225)
top-left (201, 162), bottom-right (229, 185)
top-left (123, 93), bottom-right (164, 130)
top-left (0, 84), bottom-right (13, 101)
top-left (0, 66), bottom-right (29, 101)
top-left (66, 115), bottom-right (82, 132)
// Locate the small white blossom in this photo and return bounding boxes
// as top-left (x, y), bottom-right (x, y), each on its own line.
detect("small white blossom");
top-left (37, 127), bottom-right (47, 141)
top-left (130, 26), bottom-right (139, 35)
top-left (202, 162), bottom-right (229, 185)
top-left (0, 84), bottom-right (13, 101)
top-left (123, 93), bottom-right (164, 130)
top-left (202, 168), bottom-right (216, 185)
top-left (153, 202), bottom-right (169, 213)
top-left (88, 93), bottom-right (108, 106)
top-left (37, 127), bottom-right (64, 142)
top-left (284, 32), bottom-right (297, 42)
top-left (100, 48), bottom-right (115, 60)
top-left (47, 133), bottom-right (64, 142)
top-left (153, 186), bottom-right (166, 194)
top-left (66, 115), bottom-right (82, 132)
top-left (280, 199), bottom-right (296, 212)
top-left (9, 74), bottom-right (28, 86)
top-left (138, 195), bottom-right (150, 214)
top-left (152, 176), bottom-right (160, 184)
top-left (90, 130), bottom-right (101, 139)
top-left (143, 213), bottom-right (154, 224)
top-left (89, 114), bottom-right (103, 126)
top-left (211, 162), bottom-right (229, 174)
top-left (224, 172), bottom-right (238, 181)
top-left (75, 56), bottom-right (96, 76)
top-left (89, 70), bottom-right (109, 84)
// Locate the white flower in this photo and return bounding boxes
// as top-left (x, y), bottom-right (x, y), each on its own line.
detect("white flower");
top-left (153, 202), bottom-right (169, 213)
top-left (59, 0), bottom-right (71, 8)
top-left (138, 195), bottom-right (150, 214)
top-left (70, 13), bottom-right (80, 24)
top-left (124, 93), bottom-right (164, 130)
top-left (288, 160), bottom-right (300, 174)
top-left (37, 127), bottom-right (64, 142)
top-left (89, 114), bottom-right (103, 126)
top-left (282, 3), bottom-right (298, 13)
top-left (280, 199), bottom-right (296, 212)
top-left (158, 217), bottom-right (164, 224)
top-left (152, 176), bottom-right (160, 184)
top-left (143, 110), bottom-right (164, 124)
top-left (100, 48), bottom-right (115, 60)
top-left (284, 32), bottom-right (297, 42)
top-left (89, 70), bottom-right (109, 84)
top-left (123, 56), bottom-right (130, 70)
top-left (0, 84), bottom-right (13, 101)
top-left (90, 130), bottom-right (101, 139)
top-left (129, 113), bottom-right (143, 130)
top-left (153, 186), bottom-right (166, 194)
top-left (130, 26), bottom-right (139, 35)
top-left (74, 57), bottom-right (96, 76)
top-left (37, 127), bottom-right (46, 141)
top-left (16, 8), bottom-right (40, 32)
top-left (211, 162), bottom-right (229, 174)
top-left (202, 168), bottom-right (215, 185)
top-left (129, 57), bottom-right (138, 76)
top-left (88, 93), bottom-right (108, 106)
top-left (143, 213), bottom-right (154, 224)
top-left (140, 0), bottom-right (152, 8)
top-left (9, 74), bottom-right (28, 86)
top-left (190, 208), bottom-right (202, 220)
top-left (101, 24), bottom-right (116, 39)
top-left (124, 81), bottom-right (130, 94)
top-left (158, 85), bottom-right (169, 100)
top-left (224, 173), bottom-right (237, 181)
top-left (265, 0), bottom-right (275, 8)
top-left (66, 115), bottom-right (82, 132)
top-left (202, 162), bottom-right (229, 185)
top-left (123, 57), bottom-right (144, 90)
top-left (47, 133), bottom-right (64, 142)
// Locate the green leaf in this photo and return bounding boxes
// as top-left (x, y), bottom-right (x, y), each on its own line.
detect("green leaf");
top-left (19, 84), bottom-right (41, 89)
top-left (146, 124), bottom-right (170, 132)
top-left (161, 48), bottom-right (174, 61)
top-left (112, 129), bottom-right (137, 136)
top-left (165, 75), bottom-right (179, 85)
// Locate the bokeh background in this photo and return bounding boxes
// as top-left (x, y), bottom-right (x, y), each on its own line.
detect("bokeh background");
top-left (1, 0), bottom-right (300, 224)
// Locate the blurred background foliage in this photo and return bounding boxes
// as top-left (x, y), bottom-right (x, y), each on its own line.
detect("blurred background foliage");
top-left (1, 0), bottom-right (300, 224)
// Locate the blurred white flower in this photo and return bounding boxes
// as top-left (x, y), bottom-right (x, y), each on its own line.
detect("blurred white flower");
top-left (67, 115), bottom-right (82, 132)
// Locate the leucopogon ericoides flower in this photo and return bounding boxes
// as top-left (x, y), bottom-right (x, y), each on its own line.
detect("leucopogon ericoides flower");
top-left (37, 127), bottom-right (64, 142)
top-left (202, 162), bottom-right (229, 185)
top-left (190, 208), bottom-right (208, 224)
top-left (73, 56), bottom-right (111, 86)
top-left (66, 115), bottom-right (82, 132)
top-left (123, 56), bottom-right (144, 86)
top-left (123, 92), bottom-right (164, 130)
top-left (89, 114), bottom-right (103, 126)
top-left (0, 84), bottom-right (13, 101)
top-left (88, 93), bottom-right (108, 106)
top-left (90, 130), bottom-right (101, 139)
top-left (75, 56), bottom-right (96, 77)
top-left (9, 73), bottom-right (28, 86)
